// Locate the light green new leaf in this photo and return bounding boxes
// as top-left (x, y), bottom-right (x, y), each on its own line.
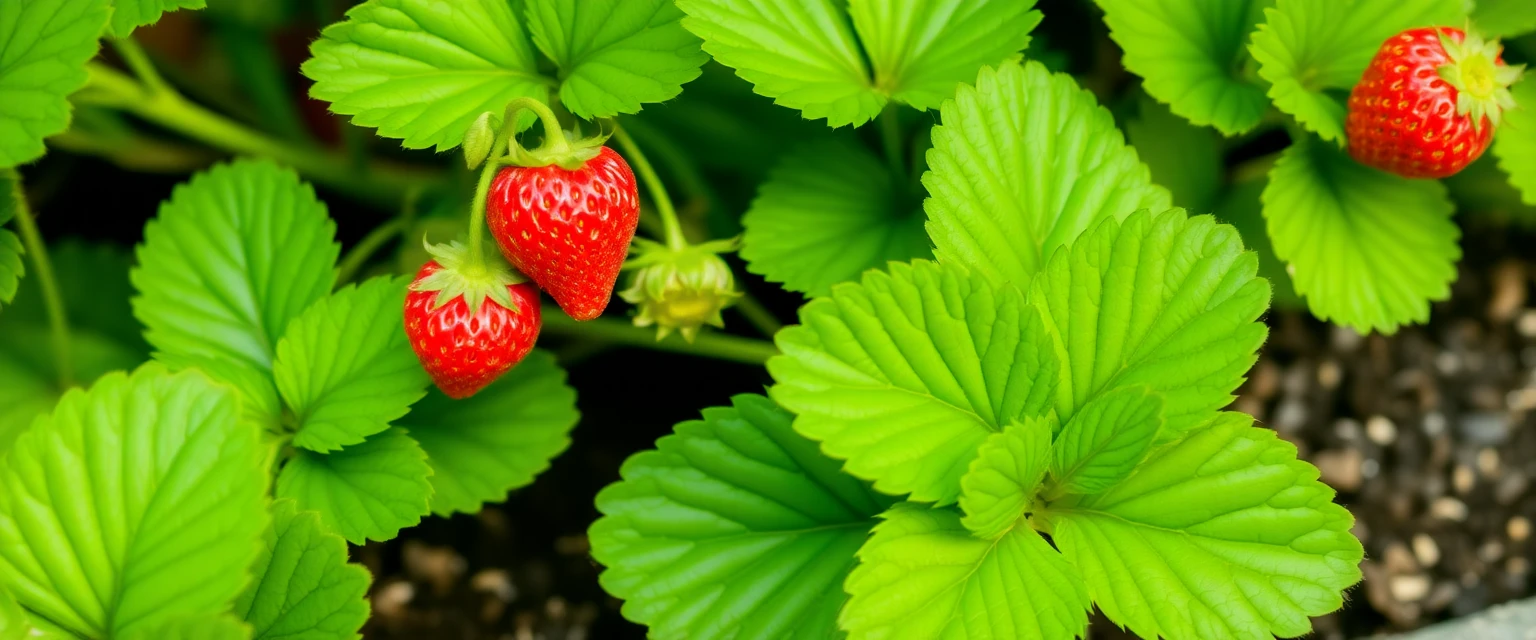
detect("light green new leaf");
top-left (957, 417), bottom-right (1052, 540)
top-left (234, 500), bottom-right (371, 640)
top-left (402, 350), bottom-right (578, 516)
top-left (769, 260), bottom-right (1060, 505)
top-left (133, 159), bottom-right (338, 373)
top-left (0, 366), bottom-right (269, 639)
top-left (1264, 138), bottom-right (1458, 333)
top-left (110, 0), bottom-right (206, 37)
top-left (119, 614), bottom-right (251, 640)
top-left (1126, 95), bottom-right (1225, 214)
top-left (1096, 0), bottom-right (1272, 135)
top-left (1049, 386), bottom-right (1162, 496)
top-left (677, 0), bottom-right (883, 127)
top-left (740, 137), bottom-right (931, 297)
top-left (1492, 80), bottom-right (1536, 206)
top-left (1472, 0), bottom-right (1536, 39)
top-left (0, 173), bottom-right (22, 307)
top-left (276, 427), bottom-right (432, 544)
top-left (841, 505), bottom-right (1090, 639)
top-left (591, 395), bottom-right (894, 639)
top-left (847, 0), bottom-right (1040, 111)
top-left (1031, 210), bottom-right (1269, 439)
top-left (0, 0), bottom-right (110, 167)
top-left (1250, 0), bottom-right (1465, 144)
top-left (526, 0), bottom-right (707, 119)
top-left (275, 276), bottom-right (428, 453)
top-left (1048, 413), bottom-right (1363, 640)
top-left (0, 587), bottom-right (72, 640)
top-left (302, 0), bottom-right (551, 151)
top-left (924, 61), bottom-right (1171, 288)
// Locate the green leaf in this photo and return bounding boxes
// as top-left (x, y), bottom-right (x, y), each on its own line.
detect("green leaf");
top-left (847, 0), bottom-right (1040, 111)
top-left (526, 0), bottom-right (707, 120)
top-left (0, 0), bottom-right (110, 167)
top-left (1493, 79), bottom-right (1536, 206)
top-left (1047, 413), bottom-right (1363, 639)
top-left (402, 350), bottom-right (577, 516)
top-left (302, 0), bottom-right (552, 151)
top-left (1264, 137), bottom-right (1458, 333)
top-left (1447, 154), bottom-right (1536, 228)
top-left (768, 260), bottom-right (1060, 505)
top-left (1031, 210), bottom-right (1270, 438)
top-left (841, 505), bottom-right (1090, 639)
top-left (0, 366), bottom-right (269, 638)
top-left (957, 417), bottom-right (1052, 540)
top-left (110, 0), bottom-right (206, 37)
top-left (1213, 177), bottom-right (1302, 308)
top-left (591, 394), bottom-right (894, 639)
top-left (676, 0), bottom-right (883, 127)
top-left (233, 500), bottom-right (371, 640)
top-left (119, 614), bottom-right (251, 640)
top-left (276, 427), bottom-right (432, 544)
top-left (0, 587), bottom-right (72, 640)
top-left (133, 159), bottom-right (339, 373)
top-left (1125, 94), bottom-right (1225, 214)
top-left (924, 61), bottom-right (1171, 288)
top-left (1049, 386), bottom-right (1162, 496)
top-left (1096, 0), bottom-right (1272, 135)
top-left (1250, 0), bottom-right (1465, 144)
top-left (274, 276), bottom-right (428, 453)
top-left (740, 136), bottom-right (930, 297)
top-left (1472, 0), bottom-right (1536, 39)
top-left (0, 173), bottom-right (22, 307)
top-left (157, 354), bottom-right (283, 435)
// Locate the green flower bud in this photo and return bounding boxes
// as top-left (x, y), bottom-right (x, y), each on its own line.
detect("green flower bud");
top-left (620, 239), bottom-right (741, 342)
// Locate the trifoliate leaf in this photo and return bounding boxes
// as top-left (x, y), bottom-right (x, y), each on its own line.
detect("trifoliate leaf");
top-left (769, 260), bottom-right (1060, 505)
top-left (847, 0), bottom-right (1040, 111)
top-left (740, 136), bottom-right (930, 297)
top-left (840, 505), bottom-right (1090, 640)
top-left (276, 427), bottom-right (432, 544)
top-left (526, 0), bottom-right (707, 120)
top-left (0, 0), bottom-right (109, 167)
top-left (1264, 137), bottom-right (1458, 333)
top-left (302, 0), bottom-right (552, 152)
top-left (1047, 413), bottom-right (1363, 639)
top-left (401, 351), bottom-right (577, 516)
top-left (1031, 210), bottom-right (1270, 439)
top-left (591, 395), bottom-right (895, 639)
top-left (233, 500), bottom-right (371, 640)
top-left (1250, 0), bottom-right (1465, 144)
top-left (0, 366), bottom-right (269, 639)
top-left (274, 276), bottom-right (428, 453)
top-left (676, 0), bottom-right (884, 127)
top-left (0, 173), bottom-right (22, 307)
top-left (1472, 0), bottom-right (1536, 39)
top-left (1126, 95), bottom-right (1225, 214)
top-left (957, 417), bottom-right (1052, 540)
top-left (1096, 0), bottom-right (1272, 135)
top-left (110, 0), bottom-right (207, 37)
top-left (924, 61), bottom-right (1171, 289)
top-left (1213, 177), bottom-right (1302, 307)
top-left (118, 614), bottom-right (251, 640)
top-left (1049, 386), bottom-right (1162, 496)
top-left (1493, 80), bottom-right (1536, 206)
top-left (133, 159), bottom-right (338, 373)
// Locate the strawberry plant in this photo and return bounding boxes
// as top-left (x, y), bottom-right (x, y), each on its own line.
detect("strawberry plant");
top-left (0, 0), bottom-right (1532, 638)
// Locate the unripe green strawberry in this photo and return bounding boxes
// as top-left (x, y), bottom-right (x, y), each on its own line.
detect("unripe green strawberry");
top-left (1346, 26), bottom-right (1524, 179)
top-left (404, 242), bottom-right (541, 399)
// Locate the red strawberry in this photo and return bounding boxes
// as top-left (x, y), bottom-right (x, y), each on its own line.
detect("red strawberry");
top-left (1346, 26), bottom-right (1524, 179)
top-left (487, 146), bottom-right (639, 321)
top-left (404, 242), bottom-right (541, 399)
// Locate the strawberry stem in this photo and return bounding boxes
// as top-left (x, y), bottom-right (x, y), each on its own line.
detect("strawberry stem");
top-left (5, 170), bottom-right (73, 389)
top-left (611, 125), bottom-right (688, 251)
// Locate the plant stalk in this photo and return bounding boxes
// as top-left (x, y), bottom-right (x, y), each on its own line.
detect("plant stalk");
top-left (732, 292), bottom-right (783, 337)
top-left (878, 105), bottom-right (905, 180)
top-left (611, 125), bottom-right (687, 251)
top-left (335, 218), bottom-right (407, 285)
top-left (541, 308), bottom-right (778, 365)
top-left (6, 171), bottom-right (72, 388)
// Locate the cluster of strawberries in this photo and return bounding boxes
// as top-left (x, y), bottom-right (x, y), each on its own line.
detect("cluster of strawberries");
top-left (404, 146), bottom-right (640, 399)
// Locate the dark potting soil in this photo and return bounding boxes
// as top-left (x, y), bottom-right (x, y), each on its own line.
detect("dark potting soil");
top-left (359, 222), bottom-right (1536, 640)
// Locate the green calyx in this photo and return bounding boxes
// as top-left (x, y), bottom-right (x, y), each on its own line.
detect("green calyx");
top-left (620, 237), bottom-right (742, 342)
top-left (1437, 27), bottom-right (1525, 131)
top-left (410, 239), bottom-right (527, 316)
top-left (499, 97), bottom-right (607, 171)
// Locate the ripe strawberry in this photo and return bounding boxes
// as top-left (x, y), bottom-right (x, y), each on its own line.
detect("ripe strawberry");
top-left (404, 241), bottom-right (541, 399)
top-left (487, 146), bottom-right (639, 321)
top-left (1346, 26), bottom-right (1524, 179)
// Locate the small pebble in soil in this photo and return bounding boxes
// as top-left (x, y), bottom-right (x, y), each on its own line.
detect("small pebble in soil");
top-left (1517, 309), bottom-right (1536, 337)
top-left (1431, 497), bottom-right (1470, 522)
top-left (1319, 360), bottom-right (1343, 389)
top-left (1414, 534), bottom-right (1442, 567)
top-left (1392, 574), bottom-right (1433, 602)
top-left (1315, 449), bottom-right (1364, 492)
top-left (1478, 448), bottom-right (1501, 477)
top-left (1509, 516), bottom-right (1531, 542)
top-left (1454, 465), bottom-right (1477, 494)
top-left (1367, 415), bottom-right (1398, 445)
top-left (1423, 412), bottom-right (1448, 437)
